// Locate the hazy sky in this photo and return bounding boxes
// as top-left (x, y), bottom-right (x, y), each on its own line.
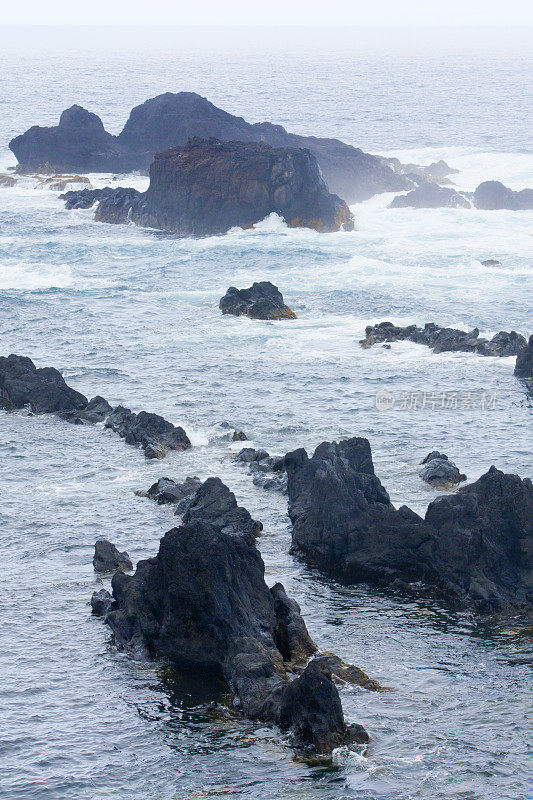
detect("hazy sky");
top-left (2, 0), bottom-right (533, 27)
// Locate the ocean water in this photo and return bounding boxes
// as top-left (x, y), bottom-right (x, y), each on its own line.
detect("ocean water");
top-left (0, 26), bottom-right (532, 800)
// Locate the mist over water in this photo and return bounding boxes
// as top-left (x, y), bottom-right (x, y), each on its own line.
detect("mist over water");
top-left (0, 26), bottom-right (532, 800)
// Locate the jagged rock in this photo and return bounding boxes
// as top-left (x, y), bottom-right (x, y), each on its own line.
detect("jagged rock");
top-left (419, 451), bottom-right (466, 489)
top-left (278, 660), bottom-right (366, 752)
top-left (90, 588), bottom-right (114, 616)
top-left (104, 405), bottom-right (191, 459)
top-left (389, 183), bottom-right (471, 209)
top-left (104, 478), bottom-right (365, 752)
top-left (360, 322), bottom-right (526, 357)
top-left (235, 447), bottom-right (288, 493)
top-left (61, 187), bottom-right (116, 210)
top-left (93, 540), bottom-right (133, 573)
top-left (137, 476), bottom-right (202, 505)
top-left (514, 334), bottom-right (533, 378)
top-left (11, 92), bottom-right (410, 202)
top-left (181, 477), bottom-right (263, 538)
top-left (0, 353), bottom-right (88, 413)
top-left (312, 654), bottom-right (384, 692)
top-left (232, 431), bottom-right (248, 441)
top-left (474, 181), bottom-right (533, 210)
top-left (87, 139), bottom-right (353, 236)
top-left (59, 395), bottom-right (113, 425)
top-left (285, 437), bottom-right (533, 613)
top-left (481, 259), bottom-right (502, 267)
top-left (220, 281), bottom-right (297, 320)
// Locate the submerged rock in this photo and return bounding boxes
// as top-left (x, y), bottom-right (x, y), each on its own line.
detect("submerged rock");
top-left (104, 477), bottom-right (367, 752)
top-left (0, 174), bottom-right (17, 187)
top-left (419, 452), bottom-right (466, 489)
top-left (474, 181), bottom-right (533, 210)
top-left (11, 92), bottom-right (409, 202)
top-left (220, 282), bottom-right (297, 320)
top-left (137, 476), bottom-right (202, 505)
top-left (389, 183), bottom-right (471, 209)
top-left (93, 540), bottom-right (133, 573)
top-left (104, 405), bottom-right (191, 459)
top-left (0, 353), bottom-right (88, 413)
top-left (232, 430), bottom-right (248, 441)
top-left (235, 447), bottom-right (288, 493)
top-left (360, 322), bottom-right (526, 357)
top-left (514, 335), bottom-right (533, 378)
top-left (481, 258), bottom-right (502, 267)
top-left (285, 437), bottom-right (533, 613)
top-left (87, 138), bottom-right (354, 236)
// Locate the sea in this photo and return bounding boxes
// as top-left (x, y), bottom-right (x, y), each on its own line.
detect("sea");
top-left (0, 25), bottom-right (531, 800)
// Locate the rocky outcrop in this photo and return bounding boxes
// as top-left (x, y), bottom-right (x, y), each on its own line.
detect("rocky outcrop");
top-left (104, 477), bottom-right (369, 752)
top-left (481, 259), bottom-right (502, 267)
top-left (136, 476), bottom-right (202, 505)
top-left (474, 181), bottom-right (533, 210)
top-left (104, 406), bottom-right (191, 459)
top-left (220, 282), bottom-right (296, 320)
top-left (62, 187), bottom-right (116, 210)
top-left (389, 184), bottom-right (471, 209)
top-left (425, 160), bottom-right (460, 178)
top-left (285, 437), bottom-right (533, 613)
top-left (419, 452), bottom-right (466, 489)
top-left (235, 447), bottom-right (288, 493)
top-left (90, 588), bottom-right (114, 616)
top-left (93, 540), bottom-right (133, 573)
top-left (83, 139), bottom-right (353, 236)
top-left (514, 335), bottom-right (533, 378)
top-left (0, 353), bottom-right (88, 413)
top-left (360, 322), bottom-right (526, 357)
top-left (10, 92), bottom-right (410, 202)
top-left (181, 477), bottom-right (263, 538)
top-left (0, 354), bottom-right (191, 459)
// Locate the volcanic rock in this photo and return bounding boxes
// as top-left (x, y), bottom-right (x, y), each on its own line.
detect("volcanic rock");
top-left (514, 335), bottom-right (533, 378)
top-left (220, 282), bottom-right (296, 320)
top-left (389, 183), bottom-right (471, 209)
top-left (474, 181), bottom-right (533, 210)
top-left (360, 322), bottom-right (526, 357)
top-left (11, 92), bottom-right (410, 202)
top-left (137, 476), bottom-right (202, 505)
top-left (180, 477), bottom-right (263, 538)
top-left (104, 405), bottom-right (191, 459)
top-left (419, 451), bottom-right (466, 489)
top-left (93, 540), bottom-right (133, 573)
top-left (0, 353), bottom-right (88, 413)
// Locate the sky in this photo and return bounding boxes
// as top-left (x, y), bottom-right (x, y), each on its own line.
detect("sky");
top-left (2, 0), bottom-right (533, 27)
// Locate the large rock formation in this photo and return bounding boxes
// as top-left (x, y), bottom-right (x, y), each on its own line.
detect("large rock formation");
top-left (10, 92), bottom-right (410, 202)
top-left (284, 437), bottom-right (533, 613)
top-left (0, 354), bottom-right (191, 459)
top-left (93, 540), bottom-right (133, 573)
top-left (105, 477), bottom-right (369, 752)
top-left (419, 451), bottom-right (466, 489)
top-left (474, 181), bottom-right (533, 210)
top-left (360, 322), bottom-right (526, 357)
top-left (220, 282), bottom-right (296, 320)
top-left (514, 335), bottom-right (533, 378)
top-left (72, 139), bottom-right (354, 235)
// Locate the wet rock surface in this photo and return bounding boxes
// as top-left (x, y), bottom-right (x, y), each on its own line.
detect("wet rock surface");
top-left (104, 477), bottom-right (368, 752)
top-left (181, 477), bottom-right (263, 538)
top-left (0, 354), bottom-right (88, 413)
top-left (360, 322), bottom-right (526, 357)
top-left (235, 447), bottom-right (288, 493)
top-left (11, 92), bottom-right (409, 202)
top-left (82, 138), bottom-right (354, 236)
top-left (136, 476), bottom-right (202, 505)
top-left (93, 540), bottom-right (133, 573)
top-left (514, 334), bottom-right (533, 378)
top-left (285, 437), bottom-right (533, 613)
top-left (104, 406), bottom-right (191, 459)
top-left (90, 588), bottom-right (114, 616)
top-left (220, 281), bottom-right (297, 320)
top-left (419, 452), bottom-right (467, 489)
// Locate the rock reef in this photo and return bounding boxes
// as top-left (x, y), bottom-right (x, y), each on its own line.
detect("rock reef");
top-left (389, 180), bottom-right (533, 210)
top-left (93, 540), bottom-right (133, 573)
top-left (235, 447), bottom-right (288, 493)
top-left (285, 437), bottom-right (533, 613)
top-left (105, 477), bottom-right (370, 752)
top-left (389, 184), bottom-right (471, 209)
top-left (360, 322), bottom-right (527, 357)
top-left (474, 181), bottom-right (533, 210)
top-left (64, 138), bottom-right (354, 236)
top-left (0, 354), bottom-right (191, 459)
top-left (419, 451), bottom-right (466, 489)
top-left (10, 92), bottom-right (410, 202)
top-left (514, 335), bottom-right (533, 378)
top-left (220, 282), bottom-right (296, 320)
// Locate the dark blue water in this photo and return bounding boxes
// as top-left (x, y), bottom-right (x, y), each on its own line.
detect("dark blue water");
top-left (0, 25), bottom-right (532, 800)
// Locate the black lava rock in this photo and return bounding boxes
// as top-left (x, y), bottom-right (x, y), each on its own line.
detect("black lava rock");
top-left (90, 588), bottom-right (114, 616)
top-left (181, 477), bottom-right (263, 539)
top-left (0, 354), bottom-right (88, 413)
top-left (137, 476), bottom-right (202, 505)
top-left (104, 405), bottom-right (191, 459)
top-left (285, 437), bottom-right (533, 613)
top-left (360, 322), bottom-right (526, 357)
top-left (389, 183), bottom-right (471, 209)
top-left (93, 540), bottom-right (133, 573)
top-left (220, 281), bottom-right (297, 320)
top-left (514, 335), bottom-right (533, 378)
top-left (419, 452), bottom-right (466, 489)
top-left (474, 181), bottom-right (533, 210)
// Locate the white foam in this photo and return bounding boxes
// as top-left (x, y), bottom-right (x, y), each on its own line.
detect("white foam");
top-left (0, 261), bottom-right (73, 290)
